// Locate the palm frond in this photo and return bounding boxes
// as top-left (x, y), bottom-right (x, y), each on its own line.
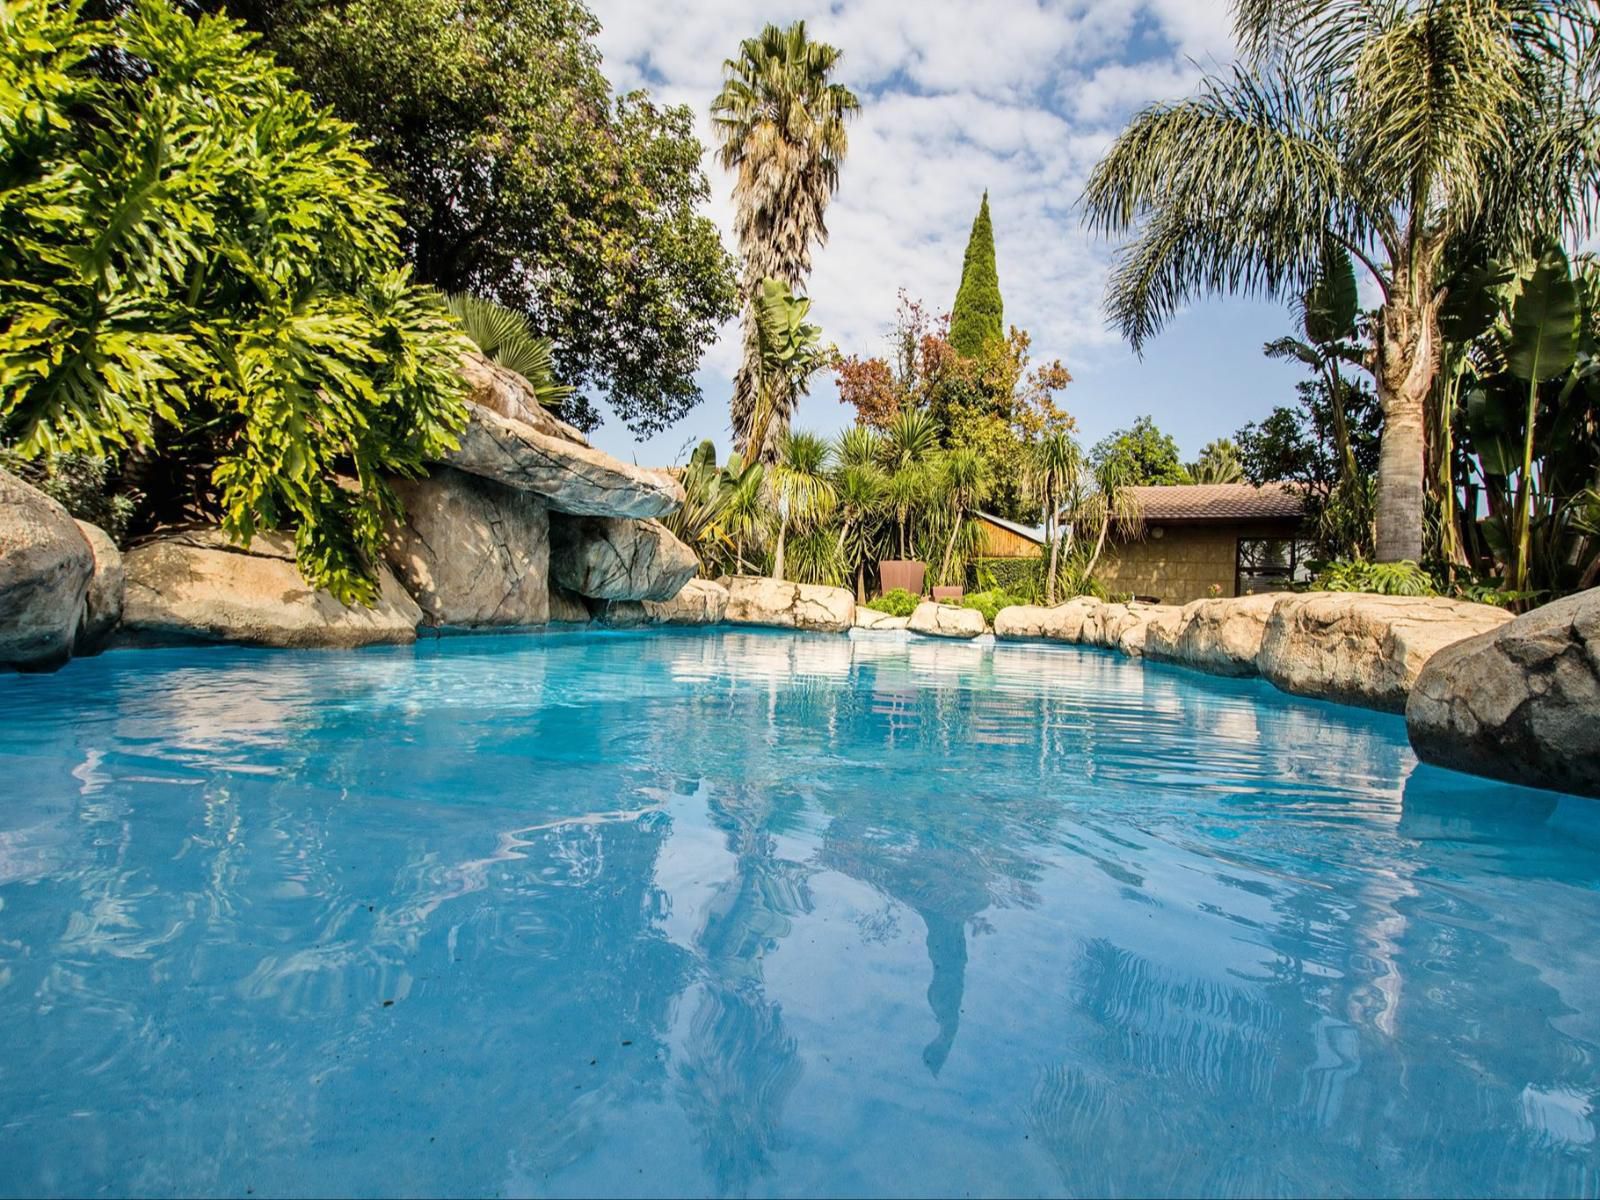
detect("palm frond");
top-left (445, 292), bottom-right (574, 410)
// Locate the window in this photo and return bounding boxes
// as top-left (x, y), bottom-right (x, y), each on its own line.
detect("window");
top-left (1235, 538), bottom-right (1315, 595)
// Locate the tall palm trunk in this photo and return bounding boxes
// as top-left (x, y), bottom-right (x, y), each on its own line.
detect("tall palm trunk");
top-left (1371, 256), bottom-right (1442, 564)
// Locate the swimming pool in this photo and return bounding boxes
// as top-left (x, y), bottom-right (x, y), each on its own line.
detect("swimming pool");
top-left (1, 628), bottom-right (1597, 1197)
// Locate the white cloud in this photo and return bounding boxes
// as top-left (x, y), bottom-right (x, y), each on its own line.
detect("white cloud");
top-left (586, 0), bottom-right (1249, 461)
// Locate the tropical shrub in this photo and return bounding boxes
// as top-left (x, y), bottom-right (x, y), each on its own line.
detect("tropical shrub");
top-left (0, 0), bottom-right (466, 602)
top-left (959, 588), bottom-right (1023, 625)
top-left (865, 588), bottom-right (920, 617)
top-left (445, 294), bottom-right (573, 410)
top-left (1311, 560), bottom-right (1437, 597)
top-left (973, 556), bottom-right (1041, 600)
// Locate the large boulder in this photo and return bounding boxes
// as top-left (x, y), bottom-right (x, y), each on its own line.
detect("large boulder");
top-left (643, 578), bottom-right (728, 625)
top-left (1081, 601), bottom-right (1182, 657)
top-left (548, 514), bottom-right (698, 602)
top-left (992, 598), bottom-right (1100, 642)
top-left (120, 529), bottom-right (422, 649)
top-left (1258, 593), bottom-right (1512, 712)
top-left (383, 468), bottom-right (549, 627)
top-left (0, 468), bottom-right (94, 670)
top-left (459, 351), bottom-right (589, 446)
top-left (73, 520), bottom-right (124, 652)
top-left (909, 601), bottom-right (986, 639)
top-left (446, 402), bottom-right (683, 519)
top-left (1144, 593), bottom-right (1280, 677)
top-left (723, 576), bottom-right (855, 633)
top-left (1407, 588), bottom-right (1600, 797)
top-left (854, 608), bottom-right (910, 631)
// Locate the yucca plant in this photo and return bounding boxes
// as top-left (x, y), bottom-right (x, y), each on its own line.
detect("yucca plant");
top-left (444, 293), bottom-right (574, 411)
top-left (767, 429), bottom-right (835, 581)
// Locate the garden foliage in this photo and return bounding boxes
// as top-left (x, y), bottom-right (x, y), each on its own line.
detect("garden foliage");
top-left (0, 0), bottom-right (467, 602)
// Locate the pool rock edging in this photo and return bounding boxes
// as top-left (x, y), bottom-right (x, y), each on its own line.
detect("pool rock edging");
top-left (995, 591), bottom-right (1514, 715)
top-left (1407, 587), bottom-right (1600, 798)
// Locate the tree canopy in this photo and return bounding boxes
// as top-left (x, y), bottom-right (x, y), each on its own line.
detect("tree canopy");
top-left (1089, 417), bottom-right (1191, 486)
top-left (1082, 0), bottom-right (1600, 562)
top-left (230, 0), bottom-right (738, 435)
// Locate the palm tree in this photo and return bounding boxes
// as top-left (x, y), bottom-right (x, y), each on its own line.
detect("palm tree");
top-left (1261, 243), bottom-right (1364, 483)
top-left (1186, 438), bottom-right (1245, 485)
top-left (1024, 431), bottom-right (1083, 604)
top-left (719, 453), bottom-right (768, 574)
top-left (1082, 0), bottom-right (1600, 563)
top-left (768, 430), bottom-right (836, 581)
top-left (712, 23), bottom-right (860, 460)
top-left (1078, 458), bottom-right (1143, 580)
top-left (832, 454), bottom-right (888, 601)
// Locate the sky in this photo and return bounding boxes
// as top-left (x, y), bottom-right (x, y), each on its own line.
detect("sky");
top-left (583, 0), bottom-right (1311, 468)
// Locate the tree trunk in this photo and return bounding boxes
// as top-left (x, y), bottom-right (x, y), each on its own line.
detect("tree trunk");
top-left (1083, 512), bottom-right (1112, 579)
top-left (1372, 264), bottom-right (1442, 564)
top-left (772, 513), bottom-right (788, 581)
top-left (856, 559), bottom-right (866, 603)
top-left (1046, 532), bottom-right (1061, 605)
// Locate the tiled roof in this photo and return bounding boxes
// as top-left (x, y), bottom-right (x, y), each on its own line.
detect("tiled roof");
top-left (1123, 482), bottom-right (1306, 523)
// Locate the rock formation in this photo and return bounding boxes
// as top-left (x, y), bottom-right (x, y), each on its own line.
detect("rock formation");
top-left (0, 468), bottom-right (94, 670)
top-left (384, 468), bottom-right (549, 627)
top-left (1407, 587), bottom-right (1600, 797)
top-left (446, 403), bottom-right (683, 519)
top-left (73, 519), bottom-right (124, 652)
top-left (909, 601), bottom-right (986, 639)
top-left (723, 576), bottom-right (855, 633)
top-left (119, 529), bottom-right (422, 649)
top-left (548, 515), bottom-right (698, 602)
top-left (1257, 593), bottom-right (1511, 712)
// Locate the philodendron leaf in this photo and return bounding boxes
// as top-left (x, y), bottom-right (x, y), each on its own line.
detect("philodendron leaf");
top-left (1506, 243), bottom-right (1580, 384)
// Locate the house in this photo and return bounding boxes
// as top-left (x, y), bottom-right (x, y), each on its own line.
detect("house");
top-left (1093, 483), bottom-right (1310, 604)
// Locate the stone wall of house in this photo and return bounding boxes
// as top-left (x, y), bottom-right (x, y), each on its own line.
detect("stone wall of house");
top-left (1095, 521), bottom-right (1297, 605)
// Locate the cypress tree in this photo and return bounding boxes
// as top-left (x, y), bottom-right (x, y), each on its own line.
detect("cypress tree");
top-left (949, 191), bottom-right (1003, 358)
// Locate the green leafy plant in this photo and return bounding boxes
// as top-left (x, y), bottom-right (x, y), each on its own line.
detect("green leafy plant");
top-left (445, 293), bottom-right (574, 410)
top-left (0, 0), bottom-right (466, 603)
top-left (959, 588), bottom-right (1023, 625)
top-left (1311, 559), bottom-right (1438, 597)
top-left (865, 588), bottom-right (920, 617)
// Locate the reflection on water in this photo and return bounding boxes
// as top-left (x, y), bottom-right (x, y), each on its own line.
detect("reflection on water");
top-left (1, 628), bottom-right (1599, 1198)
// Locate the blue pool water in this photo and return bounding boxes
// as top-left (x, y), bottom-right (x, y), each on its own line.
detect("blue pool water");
top-left (1, 627), bottom-right (1598, 1198)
